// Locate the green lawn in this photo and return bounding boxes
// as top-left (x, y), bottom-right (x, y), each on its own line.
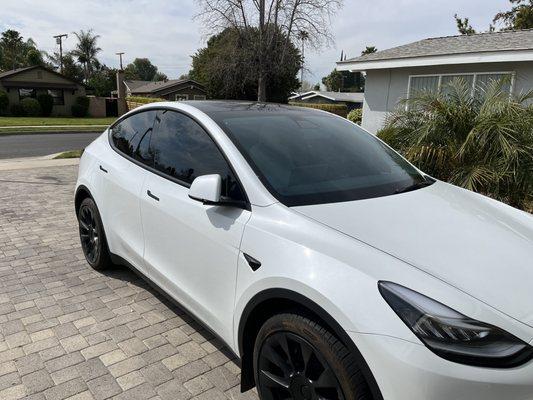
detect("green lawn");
top-left (54, 149), bottom-right (84, 159)
top-left (0, 117), bottom-right (115, 127)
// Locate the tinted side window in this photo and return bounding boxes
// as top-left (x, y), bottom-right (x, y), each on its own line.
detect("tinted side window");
top-left (111, 111), bottom-right (157, 165)
top-left (152, 110), bottom-right (244, 201)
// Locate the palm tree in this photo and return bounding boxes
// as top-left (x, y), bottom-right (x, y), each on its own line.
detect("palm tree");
top-left (361, 46), bottom-right (377, 56)
top-left (378, 78), bottom-right (533, 210)
top-left (0, 29), bottom-right (23, 70)
top-left (297, 30), bottom-right (309, 89)
top-left (71, 29), bottom-right (101, 82)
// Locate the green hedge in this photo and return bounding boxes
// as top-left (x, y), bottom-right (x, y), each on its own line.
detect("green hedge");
top-left (289, 102), bottom-right (348, 117)
top-left (127, 96), bottom-right (166, 104)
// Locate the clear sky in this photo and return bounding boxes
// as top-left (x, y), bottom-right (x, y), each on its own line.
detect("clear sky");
top-left (1, 0), bottom-right (511, 83)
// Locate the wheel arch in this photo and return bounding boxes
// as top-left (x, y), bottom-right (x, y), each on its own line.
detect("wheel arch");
top-left (237, 288), bottom-right (383, 399)
top-left (75, 185), bottom-right (93, 215)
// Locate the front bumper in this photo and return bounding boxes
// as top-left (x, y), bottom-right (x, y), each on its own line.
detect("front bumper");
top-left (349, 332), bottom-right (533, 400)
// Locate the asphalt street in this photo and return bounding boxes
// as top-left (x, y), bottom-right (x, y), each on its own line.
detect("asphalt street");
top-left (0, 132), bottom-right (101, 159)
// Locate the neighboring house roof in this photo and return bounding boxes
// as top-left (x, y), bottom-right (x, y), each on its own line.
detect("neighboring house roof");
top-left (127, 79), bottom-right (206, 95)
top-left (0, 65), bottom-right (85, 88)
top-left (290, 90), bottom-right (364, 103)
top-left (124, 80), bottom-right (152, 92)
top-left (338, 29), bottom-right (533, 71)
top-left (0, 66), bottom-right (37, 79)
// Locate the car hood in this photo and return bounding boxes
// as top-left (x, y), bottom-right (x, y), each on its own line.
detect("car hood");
top-left (294, 181), bottom-right (533, 327)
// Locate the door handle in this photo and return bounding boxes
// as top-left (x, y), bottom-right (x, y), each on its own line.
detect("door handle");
top-left (99, 165), bottom-right (108, 173)
top-left (147, 190), bottom-right (159, 201)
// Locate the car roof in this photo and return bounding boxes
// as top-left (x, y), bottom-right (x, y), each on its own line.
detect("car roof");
top-left (179, 100), bottom-right (317, 115)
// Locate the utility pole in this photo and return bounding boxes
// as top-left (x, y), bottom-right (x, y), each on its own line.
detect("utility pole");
top-left (116, 52), bottom-right (125, 70)
top-left (53, 34), bottom-right (68, 73)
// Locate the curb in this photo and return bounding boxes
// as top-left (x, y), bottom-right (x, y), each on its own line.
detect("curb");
top-left (0, 154), bottom-right (80, 171)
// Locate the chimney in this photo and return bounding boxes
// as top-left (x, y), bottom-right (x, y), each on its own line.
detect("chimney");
top-left (116, 69), bottom-right (127, 116)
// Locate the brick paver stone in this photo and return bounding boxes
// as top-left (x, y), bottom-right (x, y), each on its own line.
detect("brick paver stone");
top-left (0, 165), bottom-right (255, 399)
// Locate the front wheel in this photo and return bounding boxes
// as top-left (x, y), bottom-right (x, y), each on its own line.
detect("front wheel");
top-left (77, 197), bottom-right (112, 270)
top-left (254, 313), bottom-right (371, 400)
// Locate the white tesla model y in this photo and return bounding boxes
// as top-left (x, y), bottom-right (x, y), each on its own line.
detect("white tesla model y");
top-left (76, 101), bottom-right (533, 400)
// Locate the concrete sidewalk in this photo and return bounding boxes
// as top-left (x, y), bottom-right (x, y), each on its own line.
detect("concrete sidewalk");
top-left (0, 154), bottom-right (80, 171)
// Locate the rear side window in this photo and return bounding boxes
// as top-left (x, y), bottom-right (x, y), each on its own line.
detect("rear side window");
top-left (111, 110), bottom-right (157, 164)
top-left (151, 110), bottom-right (244, 201)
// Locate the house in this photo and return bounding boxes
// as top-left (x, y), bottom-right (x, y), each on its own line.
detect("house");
top-left (0, 65), bottom-right (85, 116)
top-left (123, 78), bottom-right (207, 101)
top-left (337, 29), bottom-right (533, 133)
top-left (289, 90), bottom-right (364, 111)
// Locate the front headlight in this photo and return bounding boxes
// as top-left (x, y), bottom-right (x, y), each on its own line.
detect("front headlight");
top-left (378, 281), bottom-right (533, 368)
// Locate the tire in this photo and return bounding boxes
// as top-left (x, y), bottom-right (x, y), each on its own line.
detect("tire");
top-left (77, 197), bottom-right (113, 271)
top-left (254, 313), bottom-right (371, 400)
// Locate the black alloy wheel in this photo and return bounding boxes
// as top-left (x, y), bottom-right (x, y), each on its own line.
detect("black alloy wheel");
top-left (258, 331), bottom-right (345, 400)
top-left (77, 197), bottom-right (112, 270)
top-left (79, 203), bottom-right (100, 264)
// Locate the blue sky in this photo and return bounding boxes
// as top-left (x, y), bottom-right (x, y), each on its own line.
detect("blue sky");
top-left (1, 0), bottom-right (511, 82)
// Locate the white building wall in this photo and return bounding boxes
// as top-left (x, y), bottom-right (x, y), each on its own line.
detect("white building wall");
top-left (361, 61), bottom-right (533, 134)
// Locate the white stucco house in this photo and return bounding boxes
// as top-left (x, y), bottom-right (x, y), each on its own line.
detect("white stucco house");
top-left (337, 29), bottom-right (533, 133)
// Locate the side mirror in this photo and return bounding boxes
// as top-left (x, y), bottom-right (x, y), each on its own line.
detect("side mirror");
top-left (189, 174), bottom-right (222, 204)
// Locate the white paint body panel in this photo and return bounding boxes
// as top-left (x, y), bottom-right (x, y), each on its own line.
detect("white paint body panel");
top-left (140, 171), bottom-right (251, 346)
top-left (76, 102), bottom-right (533, 400)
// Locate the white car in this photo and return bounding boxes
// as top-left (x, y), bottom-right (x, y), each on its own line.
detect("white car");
top-left (76, 101), bottom-right (533, 400)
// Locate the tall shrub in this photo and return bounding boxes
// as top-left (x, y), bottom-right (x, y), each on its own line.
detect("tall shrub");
top-left (37, 93), bottom-right (54, 117)
top-left (0, 90), bottom-right (8, 115)
top-left (378, 78), bottom-right (533, 210)
top-left (347, 108), bottom-right (363, 124)
top-left (72, 95), bottom-right (90, 117)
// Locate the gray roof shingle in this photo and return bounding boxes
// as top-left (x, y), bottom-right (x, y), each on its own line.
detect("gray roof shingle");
top-left (129, 79), bottom-right (205, 94)
top-left (339, 29), bottom-right (533, 64)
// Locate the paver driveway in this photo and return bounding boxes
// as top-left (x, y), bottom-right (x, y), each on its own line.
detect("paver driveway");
top-left (0, 165), bottom-right (258, 400)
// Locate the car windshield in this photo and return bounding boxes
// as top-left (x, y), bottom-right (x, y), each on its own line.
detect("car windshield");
top-left (210, 108), bottom-right (430, 206)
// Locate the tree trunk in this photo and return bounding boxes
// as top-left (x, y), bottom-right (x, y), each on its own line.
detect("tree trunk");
top-left (257, 0), bottom-right (267, 102)
top-left (257, 75), bottom-right (267, 102)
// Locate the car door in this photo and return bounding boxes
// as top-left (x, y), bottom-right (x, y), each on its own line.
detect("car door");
top-left (140, 109), bottom-right (251, 344)
top-left (97, 109), bottom-right (157, 270)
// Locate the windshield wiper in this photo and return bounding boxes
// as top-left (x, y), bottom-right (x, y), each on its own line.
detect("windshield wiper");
top-left (395, 177), bottom-right (435, 194)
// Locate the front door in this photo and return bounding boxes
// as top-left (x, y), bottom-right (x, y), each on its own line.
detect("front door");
top-left (140, 110), bottom-right (250, 344)
top-left (97, 110), bottom-right (157, 270)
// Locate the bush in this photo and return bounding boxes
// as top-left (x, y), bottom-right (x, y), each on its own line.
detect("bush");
top-left (378, 78), bottom-right (533, 211)
top-left (37, 93), bottom-right (54, 117)
top-left (289, 102), bottom-right (348, 117)
top-left (126, 96), bottom-right (165, 104)
top-left (347, 108), bottom-right (363, 124)
top-left (0, 90), bottom-right (9, 114)
top-left (71, 96), bottom-right (89, 117)
top-left (10, 103), bottom-right (25, 117)
top-left (71, 103), bottom-right (87, 117)
top-left (21, 98), bottom-right (41, 117)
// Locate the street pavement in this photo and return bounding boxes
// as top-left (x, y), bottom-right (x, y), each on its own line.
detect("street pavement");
top-left (0, 132), bottom-right (101, 159)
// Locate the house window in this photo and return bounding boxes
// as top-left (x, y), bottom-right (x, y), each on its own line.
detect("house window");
top-left (193, 95), bottom-right (206, 100)
top-left (408, 72), bottom-right (514, 101)
top-left (48, 89), bottom-right (64, 105)
top-left (175, 94), bottom-right (189, 101)
top-left (18, 88), bottom-right (36, 100)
